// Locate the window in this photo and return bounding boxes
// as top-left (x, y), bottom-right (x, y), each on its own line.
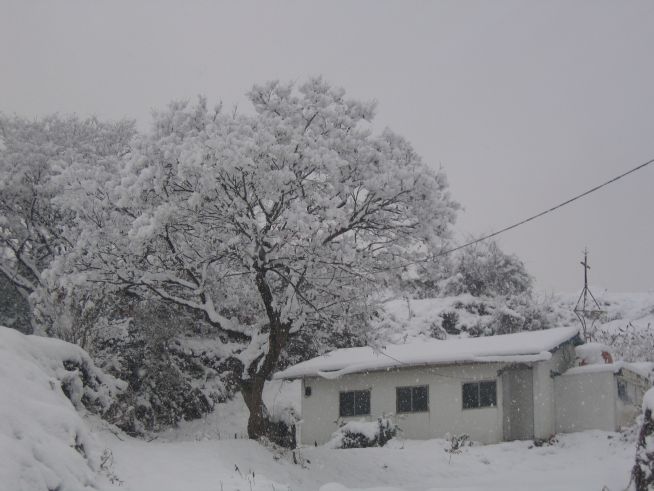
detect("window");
top-left (617, 380), bottom-right (631, 403)
top-left (462, 381), bottom-right (497, 409)
top-left (396, 385), bottom-right (429, 413)
top-left (339, 390), bottom-right (370, 417)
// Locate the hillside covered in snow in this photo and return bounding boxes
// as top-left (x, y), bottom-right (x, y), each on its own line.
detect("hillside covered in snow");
top-left (371, 290), bottom-right (654, 363)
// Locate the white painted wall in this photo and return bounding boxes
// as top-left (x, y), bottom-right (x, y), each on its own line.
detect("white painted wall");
top-left (532, 343), bottom-right (576, 439)
top-left (299, 363), bottom-right (505, 445)
top-left (554, 371), bottom-right (617, 433)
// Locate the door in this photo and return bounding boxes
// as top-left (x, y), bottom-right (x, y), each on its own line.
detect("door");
top-left (502, 367), bottom-right (534, 440)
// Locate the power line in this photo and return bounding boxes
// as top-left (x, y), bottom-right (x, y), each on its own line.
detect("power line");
top-left (433, 156), bottom-right (654, 259)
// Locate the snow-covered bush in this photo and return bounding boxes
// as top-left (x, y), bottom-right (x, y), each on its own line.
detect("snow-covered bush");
top-left (631, 388), bottom-right (654, 491)
top-left (329, 417), bottom-right (397, 449)
top-left (595, 322), bottom-right (654, 363)
top-left (0, 326), bottom-right (124, 491)
top-left (441, 240), bottom-right (532, 298)
top-left (444, 433), bottom-right (471, 463)
top-left (100, 301), bottom-right (217, 435)
top-left (439, 310), bottom-right (460, 335)
top-left (0, 273), bottom-right (31, 333)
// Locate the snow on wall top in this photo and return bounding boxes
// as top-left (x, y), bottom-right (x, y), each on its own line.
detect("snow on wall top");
top-left (275, 326), bottom-right (580, 380)
top-left (562, 361), bottom-right (654, 378)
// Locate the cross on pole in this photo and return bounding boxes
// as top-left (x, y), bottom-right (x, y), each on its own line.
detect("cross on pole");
top-left (581, 248), bottom-right (590, 291)
top-left (573, 248), bottom-right (604, 341)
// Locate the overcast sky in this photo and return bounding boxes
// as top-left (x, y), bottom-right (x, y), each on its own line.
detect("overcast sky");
top-left (2, 0), bottom-right (654, 294)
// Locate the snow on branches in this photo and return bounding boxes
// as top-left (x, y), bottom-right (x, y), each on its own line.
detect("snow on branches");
top-left (0, 113), bottom-right (135, 331)
top-left (60, 78), bottom-right (459, 438)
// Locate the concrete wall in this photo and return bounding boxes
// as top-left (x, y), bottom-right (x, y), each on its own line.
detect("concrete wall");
top-left (532, 342), bottom-right (576, 439)
top-left (300, 363), bottom-right (505, 445)
top-left (554, 371), bottom-right (617, 433)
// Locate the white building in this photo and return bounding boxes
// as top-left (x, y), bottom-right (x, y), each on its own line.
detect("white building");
top-left (274, 327), bottom-right (653, 445)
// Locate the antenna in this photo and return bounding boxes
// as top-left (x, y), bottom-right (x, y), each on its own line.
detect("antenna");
top-left (573, 248), bottom-right (604, 341)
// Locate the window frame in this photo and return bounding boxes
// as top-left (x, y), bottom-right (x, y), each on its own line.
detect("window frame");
top-left (461, 380), bottom-right (497, 410)
top-left (339, 389), bottom-right (371, 417)
top-left (396, 384), bottom-right (430, 413)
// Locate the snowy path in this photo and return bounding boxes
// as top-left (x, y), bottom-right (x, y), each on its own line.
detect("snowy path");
top-left (103, 430), bottom-right (635, 491)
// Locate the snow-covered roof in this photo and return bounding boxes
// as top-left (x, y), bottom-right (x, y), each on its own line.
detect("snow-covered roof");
top-left (275, 326), bottom-right (580, 380)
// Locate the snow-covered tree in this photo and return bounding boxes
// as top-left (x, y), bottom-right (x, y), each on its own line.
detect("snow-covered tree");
top-left (0, 114), bottom-right (135, 330)
top-left (441, 239), bottom-right (532, 297)
top-left (63, 78), bottom-right (458, 438)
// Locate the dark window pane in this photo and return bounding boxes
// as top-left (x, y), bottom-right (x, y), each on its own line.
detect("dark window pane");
top-left (397, 387), bottom-right (412, 412)
top-left (462, 383), bottom-right (479, 409)
top-left (479, 381), bottom-right (497, 407)
top-left (617, 380), bottom-right (628, 402)
top-left (412, 386), bottom-right (429, 412)
top-left (340, 391), bottom-right (355, 417)
top-left (354, 390), bottom-right (370, 415)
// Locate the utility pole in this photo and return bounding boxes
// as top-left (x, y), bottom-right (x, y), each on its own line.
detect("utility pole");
top-left (573, 248), bottom-right (604, 341)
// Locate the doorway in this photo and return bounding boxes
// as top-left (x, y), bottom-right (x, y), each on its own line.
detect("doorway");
top-left (502, 367), bottom-right (534, 440)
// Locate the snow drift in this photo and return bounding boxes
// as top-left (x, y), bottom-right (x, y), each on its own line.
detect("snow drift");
top-left (0, 326), bottom-right (124, 491)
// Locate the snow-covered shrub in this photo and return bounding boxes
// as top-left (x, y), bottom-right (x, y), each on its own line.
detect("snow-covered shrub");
top-left (468, 295), bottom-right (552, 336)
top-left (439, 310), bottom-right (460, 334)
top-left (0, 326), bottom-right (124, 491)
top-left (102, 302), bottom-right (217, 435)
top-left (329, 417), bottom-right (397, 449)
top-left (444, 433), bottom-right (470, 463)
top-left (0, 272), bottom-right (31, 333)
top-left (595, 322), bottom-right (654, 363)
top-left (490, 305), bottom-right (525, 335)
top-left (441, 240), bottom-right (532, 298)
top-left (264, 419), bottom-right (297, 449)
top-left (631, 389), bottom-right (654, 491)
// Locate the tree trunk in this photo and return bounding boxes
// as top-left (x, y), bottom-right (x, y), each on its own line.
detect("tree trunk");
top-left (240, 320), bottom-right (289, 439)
top-left (238, 266), bottom-right (291, 439)
top-left (241, 376), bottom-right (267, 439)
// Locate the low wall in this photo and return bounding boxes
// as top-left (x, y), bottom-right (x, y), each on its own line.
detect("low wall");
top-left (554, 370), bottom-right (617, 433)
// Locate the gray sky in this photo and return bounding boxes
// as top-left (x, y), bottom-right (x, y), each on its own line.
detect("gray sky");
top-left (2, 0), bottom-right (654, 293)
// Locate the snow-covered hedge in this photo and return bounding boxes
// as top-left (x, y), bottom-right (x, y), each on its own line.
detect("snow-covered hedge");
top-left (328, 417), bottom-right (397, 449)
top-left (0, 326), bottom-right (125, 491)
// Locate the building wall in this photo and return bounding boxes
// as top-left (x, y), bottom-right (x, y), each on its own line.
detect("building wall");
top-left (554, 371), bottom-right (617, 433)
top-left (300, 363), bottom-right (506, 445)
top-left (533, 342), bottom-right (576, 439)
top-left (502, 367), bottom-right (534, 440)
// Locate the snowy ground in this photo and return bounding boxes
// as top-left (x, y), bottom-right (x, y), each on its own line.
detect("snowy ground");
top-left (98, 425), bottom-right (636, 491)
top-left (91, 380), bottom-right (638, 491)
